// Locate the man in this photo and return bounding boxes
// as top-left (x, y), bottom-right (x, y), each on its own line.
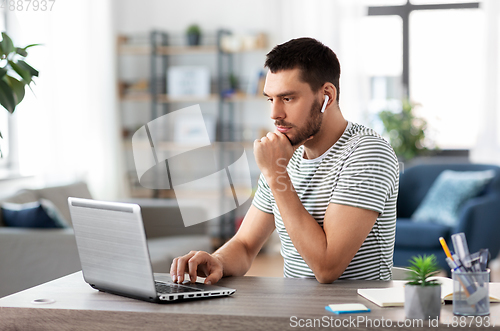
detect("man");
top-left (170, 37), bottom-right (399, 284)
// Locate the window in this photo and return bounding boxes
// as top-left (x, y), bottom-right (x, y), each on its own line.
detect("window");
top-left (365, 0), bottom-right (482, 149)
top-left (360, 15), bottom-right (404, 133)
top-left (410, 8), bottom-right (484, 148)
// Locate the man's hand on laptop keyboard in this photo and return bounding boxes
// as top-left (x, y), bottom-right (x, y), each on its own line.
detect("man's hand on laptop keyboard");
top-left (170, 251), bottom-right (223, 285)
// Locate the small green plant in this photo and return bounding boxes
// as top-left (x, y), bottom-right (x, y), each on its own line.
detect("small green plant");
top-left (229, 73), bottom-right (238, 90)
top-left (378, 99), bottom-right (430, 161)
top-left (186, 24), bottom-right (201, 46)
top-left (406, 254), bottom-right (441, 286)
top-left (186, 24), bottom-right (201, 36)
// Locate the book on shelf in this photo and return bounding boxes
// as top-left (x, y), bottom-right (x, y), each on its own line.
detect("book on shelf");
top-left (357, 277), bottom-right (500, 308)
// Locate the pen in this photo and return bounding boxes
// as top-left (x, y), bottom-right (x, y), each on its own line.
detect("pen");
top-left (440, 237), bottom-right (487, 312)
top-left (439, 237), bottom-right (471, 298)
top-left (479, 249), bottom-right (489, 272)
top-left (448, 255), bottom-right (488, 312)
top-left (452, 233), bottom-right (472, 270)
top-left (441, 235), bottom-right (489, 313)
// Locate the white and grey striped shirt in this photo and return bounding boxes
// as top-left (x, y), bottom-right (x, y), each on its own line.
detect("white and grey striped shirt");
top-left (252, 122), bottom-right (399, 281)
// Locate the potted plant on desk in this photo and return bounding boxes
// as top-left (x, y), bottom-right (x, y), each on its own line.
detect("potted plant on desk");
top-left (405, 254), bottom-right (442, 320)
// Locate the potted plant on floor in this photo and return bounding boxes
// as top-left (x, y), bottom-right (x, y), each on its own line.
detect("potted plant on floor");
top-left (378, 99), bottom-right (432, 161)
top-left (405, 254), bottom-right (442, 320)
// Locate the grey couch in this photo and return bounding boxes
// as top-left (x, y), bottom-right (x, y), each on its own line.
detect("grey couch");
top-left (0, 182), bottom-right (212, 298)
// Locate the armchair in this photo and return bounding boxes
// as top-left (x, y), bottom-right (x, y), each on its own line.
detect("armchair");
top-left (393, 164), bottom-right (500, 271)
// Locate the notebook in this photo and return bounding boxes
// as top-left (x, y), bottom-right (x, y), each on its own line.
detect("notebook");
top-left (357, 277), bottom-right (500, 307)
top-left (68, 197), bottom-right (236, 303)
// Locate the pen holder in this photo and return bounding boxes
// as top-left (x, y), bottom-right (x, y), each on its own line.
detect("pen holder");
top-left (452, 269), bottom-right (490, 316)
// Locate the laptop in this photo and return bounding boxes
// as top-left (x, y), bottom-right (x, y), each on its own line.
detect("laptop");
top-left (68, 197), bottom-right (236, 303)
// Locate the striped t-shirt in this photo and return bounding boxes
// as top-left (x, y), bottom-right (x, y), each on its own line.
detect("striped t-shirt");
top-left (252, 122), bottom-right (399, 280)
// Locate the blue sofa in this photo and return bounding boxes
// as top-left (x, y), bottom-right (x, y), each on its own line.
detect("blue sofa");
top-left (393, 163), bottom-right (500, 271)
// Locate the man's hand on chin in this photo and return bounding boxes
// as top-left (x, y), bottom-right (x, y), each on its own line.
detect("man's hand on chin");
top-left (254, 131), bottom-right (312, 181)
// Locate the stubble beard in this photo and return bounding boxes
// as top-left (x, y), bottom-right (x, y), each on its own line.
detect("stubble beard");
top-left (275, 99), bottom-right (323, 147)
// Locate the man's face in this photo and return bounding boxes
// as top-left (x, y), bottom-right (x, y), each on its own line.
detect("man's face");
top-left (263, 68), bottom-right (323, 146)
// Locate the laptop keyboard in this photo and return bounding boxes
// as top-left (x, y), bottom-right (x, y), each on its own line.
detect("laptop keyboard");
top-left (155, 281), bottom-right (203, 294)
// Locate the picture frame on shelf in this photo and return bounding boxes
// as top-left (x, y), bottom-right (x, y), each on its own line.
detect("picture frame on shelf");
top-left (167, 66), bottom-right (210, 98)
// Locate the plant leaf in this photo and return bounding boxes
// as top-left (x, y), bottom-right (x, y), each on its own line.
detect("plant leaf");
top-left (405, 254), bottom-right (440, 286)
top-left (17, 60), bottom-right (39, 77)
top-left (1, 32), bottom-right (14, 55)
top-left (22, 43), bottom-right (41, 51)
top-left (15, 47), bottom-right (27, 57)
top-left (4, 75), bottom-right (25, 105)
top-left (0, 78), bottom-right (17, 113)
top-left (0, 67), bottom-right (7, 79)
top-left (8, 60), bottom-right (32, 84)
top-left (13, 44), bottom-right (41, 58)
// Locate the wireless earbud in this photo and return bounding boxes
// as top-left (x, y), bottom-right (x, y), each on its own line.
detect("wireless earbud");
top-left (320, 95), bottom-right (329, 113)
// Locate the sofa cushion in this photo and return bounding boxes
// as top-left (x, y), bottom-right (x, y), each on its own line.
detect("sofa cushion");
top-left (0, 190), bottom-right (40, 227)
top-left (395, 219), bottom-right (452, 249)
top-left (1, 200), bottom-right (69, 228)
top-left (32, 181), bottom-right (92, 226)
top-left (411, 170), bottom-right (495, 227)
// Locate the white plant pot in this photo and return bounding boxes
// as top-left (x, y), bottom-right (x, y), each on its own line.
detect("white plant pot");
top-left (405, 285), bottom-right (441, 320)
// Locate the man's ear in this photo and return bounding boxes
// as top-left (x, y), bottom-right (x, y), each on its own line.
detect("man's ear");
top-left (322, 83), bottom-right (336, 107)
top-left (330, 86), bottom-right (337, 104)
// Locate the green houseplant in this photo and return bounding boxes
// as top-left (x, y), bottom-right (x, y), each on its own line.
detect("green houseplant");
top-left (186, 24), bottom-right (201, 46)
top-left (378, 99), bottom-right (429, 161)
top-left (0, 32), bottom-right (39, 157)
top-left (404, 255), bottom-right (442, 320)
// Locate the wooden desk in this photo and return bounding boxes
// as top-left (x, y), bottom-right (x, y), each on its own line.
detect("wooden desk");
top-left (0, 272), bottom-right (499, 330)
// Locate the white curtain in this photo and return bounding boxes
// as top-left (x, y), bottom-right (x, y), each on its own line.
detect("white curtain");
top-left (470, 0), bottom-right (500, 165)
top-left (8, 0), bottom-right (124, 199)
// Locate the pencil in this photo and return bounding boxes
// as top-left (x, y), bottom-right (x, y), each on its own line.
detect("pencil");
top-left (439, 237), bottom-right (453, 260)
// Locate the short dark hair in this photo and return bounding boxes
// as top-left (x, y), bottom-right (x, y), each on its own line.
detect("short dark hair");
top-left (264, 37), bottom-right (341, 101)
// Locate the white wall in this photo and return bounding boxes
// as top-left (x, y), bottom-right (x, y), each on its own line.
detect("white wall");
top-left (114, 0), bottom-right (283, 42)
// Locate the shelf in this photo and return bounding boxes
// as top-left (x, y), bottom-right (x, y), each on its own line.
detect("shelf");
top-left (124, 141), bottom-right (255, 151)
top-left (118, 44), bottom-right (218, 56)
top-left (118, 39), bottom-right (267, 56)
top-left (120, 93), bottom-right (266, 103)
top-left (127, 186), bottom-right (252, 200)
top-left (118, 30), bottom-right (266, 216)
top-left (224, 94), bottom-right (267, 102)
top-left (158, 45), bottom-right (218, 55)
top-left (120, 93), bottom-right (220, 103)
